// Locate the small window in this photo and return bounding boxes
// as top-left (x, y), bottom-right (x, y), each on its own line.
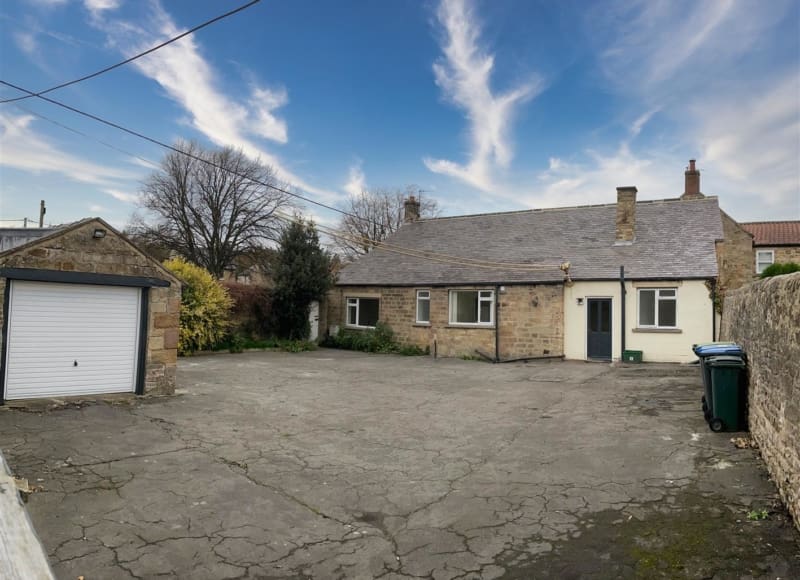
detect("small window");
top-left (416, 290), bottom-right (430, 323)
top-left (449, 290), bottom-right (494, 325)
top-left (638, 288), bottom-right (677, 329)
top-left (346, 297), bottom-right (379, 328)
top-left (756, 250), bottom-right (774, 274)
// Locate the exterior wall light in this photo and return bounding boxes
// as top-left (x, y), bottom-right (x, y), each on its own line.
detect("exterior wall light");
top-left (92, 228), bottom-right (107, 239)
top-left (576, 297), bottom-right (584, 305)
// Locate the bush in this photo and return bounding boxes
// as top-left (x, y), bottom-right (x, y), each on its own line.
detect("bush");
top-left (322, 322), bottom-right (428, 356)
top-left (221, 281), bottom-right (273, 338)
top-left (760, 262), bottom-right (800, 278)
top-left (211, 335), bottom-right (316, 353)
top-left (164, 257), bottom-right (233, 355)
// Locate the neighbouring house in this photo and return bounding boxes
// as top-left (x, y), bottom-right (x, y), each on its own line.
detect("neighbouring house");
top-left (329, 162), bottom-right (726, 363)
top-left (739, 221), bottom-right (800, 275)
top-left (0, 218), bottom-right (181, 403)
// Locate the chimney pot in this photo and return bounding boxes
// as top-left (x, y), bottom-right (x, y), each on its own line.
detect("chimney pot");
top-left (681, 159), bottom-right (704, 200)
top-left (615, 186), bottom-right (637, 243)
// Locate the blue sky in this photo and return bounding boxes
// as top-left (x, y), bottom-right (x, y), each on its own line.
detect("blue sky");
top-left (1, 0), bottom-right (798, 231)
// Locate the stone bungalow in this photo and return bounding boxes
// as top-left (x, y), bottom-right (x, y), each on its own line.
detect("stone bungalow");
top-left (0, 218), bottom-right (181, 403)
top-left (329, 162), bottom-right (729, 363)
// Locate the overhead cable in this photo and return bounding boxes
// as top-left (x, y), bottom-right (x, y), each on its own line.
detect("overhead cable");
top-left (0, 0), bottom-right (261, 104)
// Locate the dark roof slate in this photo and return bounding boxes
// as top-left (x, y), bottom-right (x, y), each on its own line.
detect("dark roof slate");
top-left (337, 196), bottom-right (723, 286)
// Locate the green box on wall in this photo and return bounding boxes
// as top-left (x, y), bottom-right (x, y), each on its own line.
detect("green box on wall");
top-left (623, 350), bottom-right (643, 363)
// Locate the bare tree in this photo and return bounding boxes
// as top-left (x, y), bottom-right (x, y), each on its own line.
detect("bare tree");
top-left (131, 141), bottom-right (293, 278)
top-left (332, 186), bottom-right (439, 259)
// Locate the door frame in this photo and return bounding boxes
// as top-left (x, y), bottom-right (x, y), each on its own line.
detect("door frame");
top-left (585, 296), bottom-right (613, 360)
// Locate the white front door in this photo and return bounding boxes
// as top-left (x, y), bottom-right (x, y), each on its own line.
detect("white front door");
top-left (308, 300), bottom-right (320, 341)
top-left (4, 281), bottom-right (141, 400)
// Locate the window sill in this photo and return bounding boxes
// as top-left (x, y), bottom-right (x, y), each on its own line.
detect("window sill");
top-left (345, 325), bottom-right (376, 330)
top-left (445, 324), bottom-right (495, 329)
top-left (632, 327), bottom-right (682, 334)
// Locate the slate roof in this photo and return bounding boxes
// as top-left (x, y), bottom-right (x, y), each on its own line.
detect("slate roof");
top-left (739, 221), bottom-right (800, 246)
top-left (337, 196), bottom-right (723, 286)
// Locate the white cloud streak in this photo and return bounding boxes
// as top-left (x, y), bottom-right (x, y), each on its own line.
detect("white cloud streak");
top-left (343, 161), bottom-right (366, 196)
top-left (0, 112), bottom-right (138, 188)
top-left (83, 0), bottom-right (121, 17)
top-left (424, 0), bottom-right (542, 191)
top-left (90, 1), bottom-right (336, 200)
top-left (530, 0), bottom-right (799, 220)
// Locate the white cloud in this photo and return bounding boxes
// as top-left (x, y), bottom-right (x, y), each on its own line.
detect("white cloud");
top-left (84, 0), bottom-right (121, 16)
top-left (694, 72), bottom-right (800, 212)
top-left (104, 188), bottom-right (140, 203)
top-left (629, 109), bottom-right (658, 138)
top-left (343, 161), bottom-right (366, 196)
top-left (13, 32), bottom-right (38, 55)
top-left (89, 203), bottom-right (108, 213)
top-left (89, 1), bottom-right (336, 200)
top-left (0, 112), bottom-right (137, 187)
top-left (424, 0), bottom-right (542, 191)
top-left (248, 86), bottom-right (288, 143)
top-left (527, 0), bottom-right (799, 221)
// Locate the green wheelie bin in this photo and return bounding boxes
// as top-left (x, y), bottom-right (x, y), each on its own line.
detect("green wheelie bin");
top-left (707, 355), bottom-right (747, 432)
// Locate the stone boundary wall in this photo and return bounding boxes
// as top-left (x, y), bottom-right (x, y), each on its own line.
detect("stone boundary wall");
top-left (720, 272), bottom-right (800, 529)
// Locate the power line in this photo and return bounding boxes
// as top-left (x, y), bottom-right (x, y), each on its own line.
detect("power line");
top-left (0, 0), bottom-right (261, 104)
top-left (0, 79), bottom-right (360, 220)
top-left (3, 81), bottom-right (562, 272)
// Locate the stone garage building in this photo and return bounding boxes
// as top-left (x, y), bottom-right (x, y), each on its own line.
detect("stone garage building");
top-left (0, 218), bottom-right (181, 403)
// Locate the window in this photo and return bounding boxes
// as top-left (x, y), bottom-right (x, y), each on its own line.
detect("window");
top-left (756, 250), bottom-right (774, 274)
top-left (638, 288), bottom-right (677, 328)
top-left (449, 290), bottom-right (494, 325)
top-left (416, 290), bottom-right (430, 323)
top-left (346, 297), bottom-right (379, 328)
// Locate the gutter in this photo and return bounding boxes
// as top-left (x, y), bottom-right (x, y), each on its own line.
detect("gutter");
top-left (710, 278), bottom-right (717, 341)
top-left (620, 265), bottom-right (626, 359)
top-left (495, 284), bottom-right (500, 363)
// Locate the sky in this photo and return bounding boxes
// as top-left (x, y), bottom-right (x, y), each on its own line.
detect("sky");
top-left (0, 0), bottom-right (798, 231)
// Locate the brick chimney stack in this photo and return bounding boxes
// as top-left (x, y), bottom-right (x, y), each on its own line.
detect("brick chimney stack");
top-left (615, 186), bottom-right (637, 243)
top-left (681, 159), bottom-right (705, 200)
top-left (404, 195), bottom-right (421, 223)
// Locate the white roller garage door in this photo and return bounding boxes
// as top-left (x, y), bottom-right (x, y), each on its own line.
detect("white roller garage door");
top-left (4, 281), bottom-right (141, 400)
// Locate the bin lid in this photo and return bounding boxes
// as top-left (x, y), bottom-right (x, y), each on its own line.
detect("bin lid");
top-left (707, 355), bottom-right (746, 368)
top-left (694, 344), bottom-right (743, 357)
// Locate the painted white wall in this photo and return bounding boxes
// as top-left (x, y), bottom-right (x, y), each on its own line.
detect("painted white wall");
top-left (564, 279), bottom-right (715, 363)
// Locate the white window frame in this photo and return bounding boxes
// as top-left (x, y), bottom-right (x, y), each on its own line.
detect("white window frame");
top-left (448, 289), bottom-right (495, 326)
top-left (637, 288), bottom-right (678, 329)
top-left (346, 297), bottom-right (379, 329)
top-left (415, 290), bottom-right (431, 324)
top-left (755, 250), bottom-right (774, 274)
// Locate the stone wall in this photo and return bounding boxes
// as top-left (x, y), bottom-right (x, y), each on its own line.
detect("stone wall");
top-left (716, 211), bottom-right (754, 300)
top-left (764, 246), bottom-right (800, 266)
top-left (327, 284), bottom-right (564, 360)
top-left (0, 220), bottom-right (180, 395)
top-left (720, 272), bottom-right (800, 529)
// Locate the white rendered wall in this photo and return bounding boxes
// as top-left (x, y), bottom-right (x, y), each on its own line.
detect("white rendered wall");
top-left (564, 279), bottom-right (715, 363)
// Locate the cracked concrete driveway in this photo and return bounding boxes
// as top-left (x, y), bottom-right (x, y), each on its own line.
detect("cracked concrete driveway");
top-left (1, 349), bottom-right (798, 579)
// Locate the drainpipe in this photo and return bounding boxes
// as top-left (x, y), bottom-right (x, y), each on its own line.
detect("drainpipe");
top-left (494, 285), bottom-right (500, 363)
top-left (619, 266), bottom-right (626, 360)
top-left (711, 279), bottom-right (717, 341)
